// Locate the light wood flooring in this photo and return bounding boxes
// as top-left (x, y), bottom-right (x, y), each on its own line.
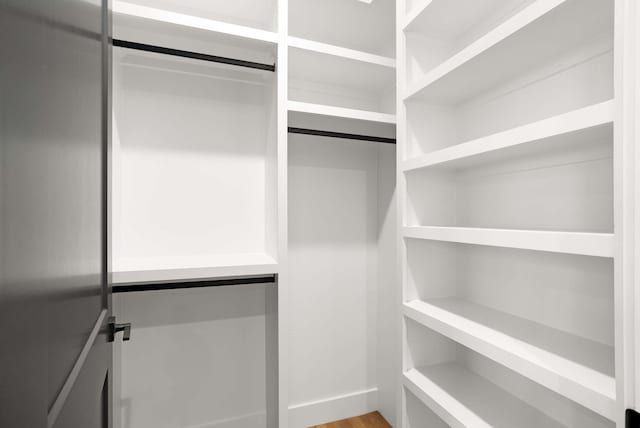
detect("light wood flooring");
top-left (310, 411), bottom-right (391, 428)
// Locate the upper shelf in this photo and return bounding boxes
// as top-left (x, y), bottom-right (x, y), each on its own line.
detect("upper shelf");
top-left (404, 0), bottom-right (613, 104)
top-left (113, 1), bottom-right (277, 64)
top-left (114, 0), bottom-right (277, 33)
top-left (404, 299), bottom-right (616, 420)
top-left (402, 100), bottom-right (613, 172)
top-left (289, 0), bottom-right (395, 57)
top-left (403, 0), bottom-right (531, 35)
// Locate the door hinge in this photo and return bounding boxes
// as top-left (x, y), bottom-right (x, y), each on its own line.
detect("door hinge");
top-left (108, 316), bottom-right (131, 342)
top-left (627, 409), bottom-right (640, 428)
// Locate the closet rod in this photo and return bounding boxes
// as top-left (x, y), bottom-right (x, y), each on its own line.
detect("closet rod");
top-left (113, 274), bottom-right (276, 293)
top-left (112, 39), bottom-right (276, 72)
top-left (288, 127), bottom-right (396, 144)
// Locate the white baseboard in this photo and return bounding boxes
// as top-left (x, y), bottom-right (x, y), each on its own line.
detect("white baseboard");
top-left (288, 388), bottom-right (378, 428)
top-left (187, 411), bottom-right (266, 428)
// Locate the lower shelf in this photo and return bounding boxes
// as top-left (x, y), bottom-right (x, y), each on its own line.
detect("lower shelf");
top-left (404, 363), bottom-right (565, 428)
top-left (403, 298), bottom-right (615, 419)
top-left (112, 253), bottom-right (278, 284)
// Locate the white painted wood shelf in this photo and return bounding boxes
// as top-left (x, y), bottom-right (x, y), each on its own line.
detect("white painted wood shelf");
top-left (112, 253), bottom-right (278, 284)
top-left (113, 1), bottom-right (278, 53)
top-left (403, 299), bottom-right (616, 420)
top-left (404, 363), bottom-right (566, 428)
top-left (288, 41), bottom-right (396, 120)
top-left (287, 101), bottom-right (396, 125)
top-left (288, 37), bottom-right (395, 68)
top-left (404, 0), bottom-right (613, 104)
top-left (403, 226), bottom-right (614, 258)
top-left (402, 100), bottom-right (613, 172)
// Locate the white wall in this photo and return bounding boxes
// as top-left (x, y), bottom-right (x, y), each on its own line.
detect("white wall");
top-left (287, 135), bottom-right (396, 427)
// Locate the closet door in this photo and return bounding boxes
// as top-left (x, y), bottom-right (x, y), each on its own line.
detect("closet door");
top-left (0, 1), bottom-right (111, 427)
top-left (396, 0), bottom-right (638, 426)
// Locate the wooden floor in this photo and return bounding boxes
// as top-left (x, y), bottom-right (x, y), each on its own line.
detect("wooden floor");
top-left (310, 412), bottom-right (392, 428)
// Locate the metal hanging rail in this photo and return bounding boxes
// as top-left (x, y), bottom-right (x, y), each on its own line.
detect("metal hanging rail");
top-left (288, 127), bottom-right (396, 144)
top-left (113, 274), bottom-right (277, 293)
top-left (112, 39), bottom-right (276, 72)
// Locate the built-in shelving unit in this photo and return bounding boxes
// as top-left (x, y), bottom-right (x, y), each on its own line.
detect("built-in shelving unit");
top-left (397, 0), bottom-right (628, 426)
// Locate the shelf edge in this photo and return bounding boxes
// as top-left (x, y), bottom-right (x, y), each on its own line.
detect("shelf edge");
top-left (402, 226), bottom-right (614, 257)
top-left (402, 100), bottom-right (614, 172)
top-left (288, 101), bottom-right (397, 124)
top-left (288, 36), bottom-right (395, 68)
top-left (113, 0), bottom-right (278, 44)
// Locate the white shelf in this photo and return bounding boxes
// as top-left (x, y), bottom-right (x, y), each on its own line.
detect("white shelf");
top-left (404, 0), bottom-right (613, 104)
top-left (289, 45), bottom-right (395, 107)
top-left (288, 37), bottom-right (395, 68)
top-left (403, 0), bottom-right (433, 31)
top-left (113, 1), bottom-right (278, 46)
top-left (403, 226), bottom-right (613, 258)
top-left (288, 101), bottom-right (396, 125)
top-left (404, 299), bottom-right (616, 420)
top-left (402, 100), bottom-right (614, 172)
top-left (404, 363), bottom-right (566, 428)
top-left (112, 253), bottom-right (278, 284)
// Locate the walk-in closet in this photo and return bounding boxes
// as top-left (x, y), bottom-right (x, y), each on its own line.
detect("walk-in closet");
top-left (4, 0), bottom-right (637, 427)
top-left (107, 0), bottom-right (639, 426)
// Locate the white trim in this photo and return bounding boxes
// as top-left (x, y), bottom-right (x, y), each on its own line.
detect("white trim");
top-left (288, 388), bottom-right (378, 428)
top-left (276, 0), bottom-right (290, 425)
top-left (614, 0), bottom-right (640, 423)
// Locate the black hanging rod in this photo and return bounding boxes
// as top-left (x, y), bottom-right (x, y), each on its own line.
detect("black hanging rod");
top-left (113, 274), bottom-right (276, 293)
top-left (288, 127), bottom-right (396, 144)
top-left (112, 39), bottom-right (276, 72)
